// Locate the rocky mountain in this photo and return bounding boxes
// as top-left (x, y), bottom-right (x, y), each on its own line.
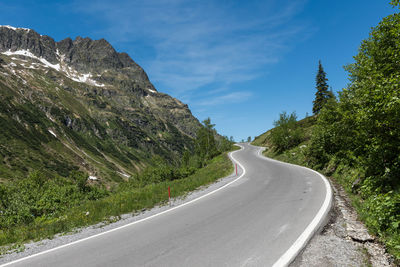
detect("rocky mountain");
top-left (0, 25), bottom-right (201, 183)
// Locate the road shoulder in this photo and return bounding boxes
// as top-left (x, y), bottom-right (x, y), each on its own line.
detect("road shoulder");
top-left (0, 148), bottom-right (244, 265)
top-left (290, 180), bottom-right (395, 267)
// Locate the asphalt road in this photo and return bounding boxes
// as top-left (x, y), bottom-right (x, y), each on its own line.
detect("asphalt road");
top-left (3, 144), bottom-right (331, 267)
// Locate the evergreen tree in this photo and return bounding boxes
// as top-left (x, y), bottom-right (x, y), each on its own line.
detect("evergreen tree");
top-left (312, 61), bottom-right (331, 114)
top-left (309, 6), bottom-right (400, 256)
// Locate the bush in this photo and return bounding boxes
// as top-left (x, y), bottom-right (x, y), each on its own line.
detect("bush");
top-left (270, 111), bottom-right (303, 153)
top-left (0, 171), bottom-right (108, 229)
top-left (362, 191), bottom-right (400, 235)
top-left (305, 8), bottom-right (400, 260)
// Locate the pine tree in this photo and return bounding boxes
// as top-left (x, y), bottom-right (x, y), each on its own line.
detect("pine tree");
top-left (312, 60), bottom-right (331, 114)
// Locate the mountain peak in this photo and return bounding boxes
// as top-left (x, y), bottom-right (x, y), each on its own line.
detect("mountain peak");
top-left (0, 26), bottom-right (201, 181)
top-left (0, 26), bottom-right (140, 73)
top-left (0, 25), bottom-right (32, 32)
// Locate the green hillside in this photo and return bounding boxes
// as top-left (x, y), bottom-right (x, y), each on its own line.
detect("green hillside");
top-left (253, 112), bottom-right (399, 261)
top-left (0, 27), bottom-right (202, 185)
top-left (0, 27), bottom-right (236, 249)
top-left (253, 4), bottom-right (400, 260)
top-left (252, 115), bottom-right (316, 165)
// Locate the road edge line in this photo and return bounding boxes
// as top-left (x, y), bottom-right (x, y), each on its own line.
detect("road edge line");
top-left (0, 145), bottom-right (246, 267)
top-left (253, 145), bottom-right (333, 267)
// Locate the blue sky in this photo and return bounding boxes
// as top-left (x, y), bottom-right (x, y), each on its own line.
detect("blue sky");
top-left (1, 0), bottom-right (395, 141)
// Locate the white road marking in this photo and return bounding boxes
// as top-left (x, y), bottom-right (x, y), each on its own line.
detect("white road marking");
top-left (0, 145), bottom-right (247, 267)
top-left (2, 144), bottom-right (331, 267)
top-left (253, 145), bottom-right (333, 267)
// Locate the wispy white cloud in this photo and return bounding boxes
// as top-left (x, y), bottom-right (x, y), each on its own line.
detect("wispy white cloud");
top-left (72, 0), bottom-right (310, 105)
top-left (196, 91), bottom-right (253, 106)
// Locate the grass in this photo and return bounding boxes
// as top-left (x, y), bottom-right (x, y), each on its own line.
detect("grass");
top-left (0, 56), bottom-right (198, 184)
top-left (252, 117), bottom-right (400, 263)
top-left (0, 151), bottom-right (235, 251)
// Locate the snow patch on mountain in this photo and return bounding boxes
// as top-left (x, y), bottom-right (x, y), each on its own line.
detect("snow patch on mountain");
top-left (2, 50), bottom-right (61, 71)
top-left (2, 49), bottom-right (105, 87)
top-left (0, 25), bottom-right (31, 32)
top-left (48, 130), bottom-right (57, 138)
top-left (68, 72), bottom-right (105, 87)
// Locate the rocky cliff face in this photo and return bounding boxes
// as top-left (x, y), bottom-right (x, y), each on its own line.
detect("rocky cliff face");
top-left (0, 25), bottom-right (201, 183)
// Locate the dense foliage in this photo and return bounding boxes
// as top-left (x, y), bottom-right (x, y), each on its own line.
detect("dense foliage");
top-left (0, 171), bottom-right (108, 229)
top-left (0, 117), bottom-right (235, 247)
top-left (311, 10), bottom-right (400, 194)
top-left (254, 4), bottom-right (400, 259)
top-left (0, 152), bottom-right (235, 247)
top-left (308, 9), bottom-right (400, 259)
top-left (270, 111), bottom-right (303, 153)
top-left (194, 118), bottom-right (233, 166)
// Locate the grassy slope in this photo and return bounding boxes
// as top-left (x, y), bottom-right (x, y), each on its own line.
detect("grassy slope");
top-left (252, 117), bottom-right (399, 261)
top-left (252, 116), bottom-right (317, 166)
top-left (0, 54), bottom-right (196, 184)
top-left (0, 149), bottom-right (236, 250)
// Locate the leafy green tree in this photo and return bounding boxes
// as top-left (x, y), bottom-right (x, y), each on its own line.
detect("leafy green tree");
top-left (308, 5), bottom-right (400, 257)
top-left (247, 136), bottom-right (251, 142)
top-left (217, 135), bottom-right (234, 152)
top-left (312, 61), bottom-right (332, 114)
top-left (308, 98), bottom-right (355, 167)
top-left (270, 111), bottom-right (303, 153)
top-left (181, 150), bottom-right (191, 167)
top-left (195, 118), bottom-right (218, 165)
top-left (311, 11), bottom-right (400, 188)
top-left (342, 11), bottom-right (400, 189)
top-left (391, 0), bottom-right (400, 7)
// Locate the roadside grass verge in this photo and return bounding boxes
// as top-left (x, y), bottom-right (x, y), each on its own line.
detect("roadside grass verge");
top-left (252, 121), bottom-right (400, 262)
top-left (0, 151), bottom-right (235, 251)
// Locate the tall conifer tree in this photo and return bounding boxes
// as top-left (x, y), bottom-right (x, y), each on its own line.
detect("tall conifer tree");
top-left (312, 60), bottom-right (331, 114)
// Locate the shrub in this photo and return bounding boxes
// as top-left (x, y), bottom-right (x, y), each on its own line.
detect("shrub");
top-left (270, 111), bottom-right (303, 153)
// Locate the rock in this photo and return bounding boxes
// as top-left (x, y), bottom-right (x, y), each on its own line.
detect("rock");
top-left (0, 25), bottom-right (202, 182)
top-left (64, 116), bottom-right (73, 128)
top-left (88, 176), bottom-right (98, 181)
top-left (0, 26), bottom-right (58, 64)
top-left (351, 177), bottom-right (362, 193)
top-left (291, 182), bottom-right (395, 267)
top-left (364, 242), bottom-right (394, 267)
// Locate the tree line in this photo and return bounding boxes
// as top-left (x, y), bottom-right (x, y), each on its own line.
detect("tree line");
top-left (268, 1), bottom-right (400, 259)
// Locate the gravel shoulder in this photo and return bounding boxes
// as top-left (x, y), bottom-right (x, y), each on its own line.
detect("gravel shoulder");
top-left (2, 148), bottom-right (393, 267)
top-left (0, 159), bottom-right (241, 265)
top-left (291, 180), bottom-right (395, 267)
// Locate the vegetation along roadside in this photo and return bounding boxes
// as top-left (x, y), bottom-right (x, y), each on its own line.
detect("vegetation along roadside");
top-left (253, 2), bottom-right (400, 263)
top-left (0, 118), bottom-right (237, 253)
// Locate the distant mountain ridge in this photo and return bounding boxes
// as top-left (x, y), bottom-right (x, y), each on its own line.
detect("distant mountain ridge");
top-left (0, 25), bottom-right (201, 183)
top-left (0, 26), bottom-right (139, 72)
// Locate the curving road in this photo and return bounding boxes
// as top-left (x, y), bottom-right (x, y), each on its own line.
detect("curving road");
top-left (2, 144), bottom-right (331, 267)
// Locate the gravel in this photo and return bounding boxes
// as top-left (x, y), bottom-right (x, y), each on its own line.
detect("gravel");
top-left (0, 166), bottom-right (240, 265)
top-left (1, 157), bottom-right (395, 267)
top-left (291, 180), bottom-right (395, 267)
